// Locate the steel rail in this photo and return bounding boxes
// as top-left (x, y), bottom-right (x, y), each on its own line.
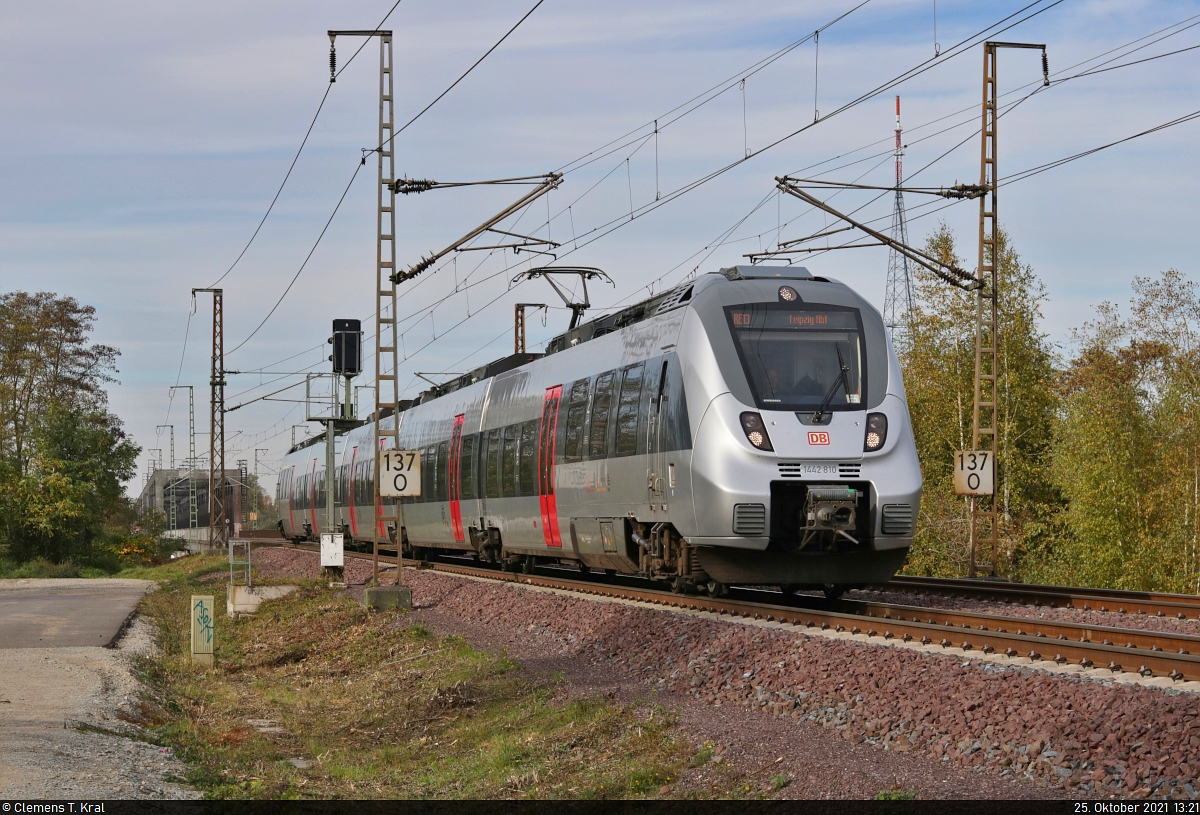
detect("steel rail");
top-left (266, 542), bottom-right (1200, 683)
top-left (734, 588), bottom-right (1200, 656)
top-left (883, 575), bottom-right (1200, 619)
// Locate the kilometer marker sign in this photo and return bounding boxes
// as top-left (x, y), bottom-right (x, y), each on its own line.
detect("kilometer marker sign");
top-left (953, 450), bottom-right (994, 496)
top-left (380, 450), bottom-right (421, 497)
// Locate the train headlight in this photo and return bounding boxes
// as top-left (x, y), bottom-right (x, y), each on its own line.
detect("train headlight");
top-left (864, 412), bottom-right (888, 451)
top-left (778, 285), bottom-right (799, 302)
top-left (740, 412), bottom-right (774, 451)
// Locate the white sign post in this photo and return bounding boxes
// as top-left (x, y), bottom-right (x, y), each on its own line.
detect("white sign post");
top-left (190, 594), bottom-right (215, 667)
top-left (380, 450), bottom-right (422, 497)
top-left (953, 450), bottom-right (995, 496)
top-left (320, 533), bottom-right (344, 567)
top-left (321, 532), bottom-right (345, 586)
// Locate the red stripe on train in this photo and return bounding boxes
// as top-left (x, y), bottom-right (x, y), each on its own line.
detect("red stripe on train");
top-left (348, 446), bottom-right (358, 537)
top-left (539, 386), bottom-right (563, 548)
top-left (449, 415), bottom-right (465, 542)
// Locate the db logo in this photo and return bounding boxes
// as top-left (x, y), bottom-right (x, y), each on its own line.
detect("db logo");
top-left (808, 431), bottom-right (831, 445)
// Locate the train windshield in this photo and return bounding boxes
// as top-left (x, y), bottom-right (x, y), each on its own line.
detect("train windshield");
top-left (726, 304), bottom-right (865, 411)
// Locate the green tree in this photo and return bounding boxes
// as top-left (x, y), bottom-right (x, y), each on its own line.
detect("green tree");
top-left (0, 404), bottom-right (139, 563)
top-left (1024, 270), bottom-right (1200, 591)
top-left (0, 292), bottom-right (118, 474)
top-left (0, 292), bottom-right (138, 566)
top-left (896, 224), bottom-right (1060, 577)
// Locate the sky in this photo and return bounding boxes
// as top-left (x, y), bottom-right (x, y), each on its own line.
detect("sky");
top-left (2, 0), bottom-right (1197, 496)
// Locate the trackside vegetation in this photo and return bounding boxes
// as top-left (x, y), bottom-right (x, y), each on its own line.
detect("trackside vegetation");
top-left (898, 225), bottom-right (1200, 592)
top-left (131, 556), bottom-right (755, 799)
top-left (4, 249), bottom-right (1199, 593)
top-left (0, 292), bottom-right (158, 576)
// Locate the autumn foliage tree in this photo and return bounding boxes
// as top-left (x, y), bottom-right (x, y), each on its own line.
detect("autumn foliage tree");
top-left (0, 292), bottom-right (139, 565)
top-left (1021, 271), bottom-right (1200, 591)
top-left (895, 224), bottom-right (1060, 577)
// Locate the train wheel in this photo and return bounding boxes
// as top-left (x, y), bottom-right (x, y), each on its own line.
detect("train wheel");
top-left (671, 576), bottom-right (687, 594)
top-left (822, 583), bottom-right (847, 600)
top-left (705, 580), bottom-right (726, 598)
top-left (522, 557), bottom-right (535, 574)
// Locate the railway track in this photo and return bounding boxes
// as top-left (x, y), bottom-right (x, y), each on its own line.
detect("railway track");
top-left (883, 575), bottom-right (1200, 620)
top-left (268, 541), bottom-right (1200, 684)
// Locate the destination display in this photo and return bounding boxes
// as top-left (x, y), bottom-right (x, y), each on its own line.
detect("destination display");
top-left (728, 307), bottom-right (859, 331)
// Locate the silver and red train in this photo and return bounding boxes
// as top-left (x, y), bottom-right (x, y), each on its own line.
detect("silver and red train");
top-left (276, 265), bottom-right (920, 596)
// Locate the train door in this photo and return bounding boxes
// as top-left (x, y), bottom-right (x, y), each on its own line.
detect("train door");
top-left (308, 458), bottom-right (319, 536)
top-left (648, 360), bottom-right (669, 510)
top-left (286, 467), bottom-right (297, 535)
top-left (377, 434), bottom-right (389, 541)
top-left (449, 415), bottom-right (465, 543)
top-left (347, 446), bottom-right (359, 538)
top-left (538, 385), bottom-right (563, 548)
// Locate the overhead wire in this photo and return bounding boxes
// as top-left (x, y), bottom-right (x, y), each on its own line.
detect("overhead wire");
top-left (649, 12), bottom-right (1200, 294)
top-left (220, 0), bottom-right (1191, 449)
top-left (219, 0), bottom-right (1112, 436)
top-left (224, 0), bottom-right (548, 362)
top-left (779, 105), bottom-right (1200, 268)
top-left (363, 0), bottom-right (1067, 359)
top-left (373, 0), bottom-right (547, 155)
top-left (227, 160), bottom-right (367, 355)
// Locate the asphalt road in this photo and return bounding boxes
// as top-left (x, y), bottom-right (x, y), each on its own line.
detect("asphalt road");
top-left (0, 578), bottom-right (153, 648)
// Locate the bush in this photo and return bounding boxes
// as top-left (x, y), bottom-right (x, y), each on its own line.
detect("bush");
top-left (115, 535), bottom-right (170, 567)
top-left (4, 557), bottom-right (82, 578)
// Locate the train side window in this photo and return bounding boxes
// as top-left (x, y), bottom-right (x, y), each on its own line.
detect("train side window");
top-left (588, 371), bottom-right (616, 459)
top-left (568, 378), bottom-right (589, 405)
top-left (501, 425), bottom-right (518, 497)
top-left (563, 378), bottom-right (590, 461)
top-left (615, 363), bottom-right (645, 456)
top-left (460, 434), bottom-right (477, 500)
top-left (518, 421), bottom-right (537, 495)
top-left (563, 404), bottom-right (587, 461)
top-left (422, 445), bottom-right (436, 503)
top-left (485, 428), bottom-right (501, 498)
top-left (436, 441), bottom-right (449, 501)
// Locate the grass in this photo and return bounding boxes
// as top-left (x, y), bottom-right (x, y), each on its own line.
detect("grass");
top-left (0, 557), bottom-right (105, 578)
top-left (129, 556), bottom-right (756, 799)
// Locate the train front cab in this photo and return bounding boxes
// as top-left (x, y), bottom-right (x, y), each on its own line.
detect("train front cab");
top-left (680, 267), bottom-right (921, 589)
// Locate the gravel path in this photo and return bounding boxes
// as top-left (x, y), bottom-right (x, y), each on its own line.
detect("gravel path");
top-left (0, 613), bottom-right (198, 799)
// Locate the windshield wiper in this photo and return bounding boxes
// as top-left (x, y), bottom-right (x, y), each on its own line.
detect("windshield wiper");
top-left (811, 345), bottom-right (851, 424)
